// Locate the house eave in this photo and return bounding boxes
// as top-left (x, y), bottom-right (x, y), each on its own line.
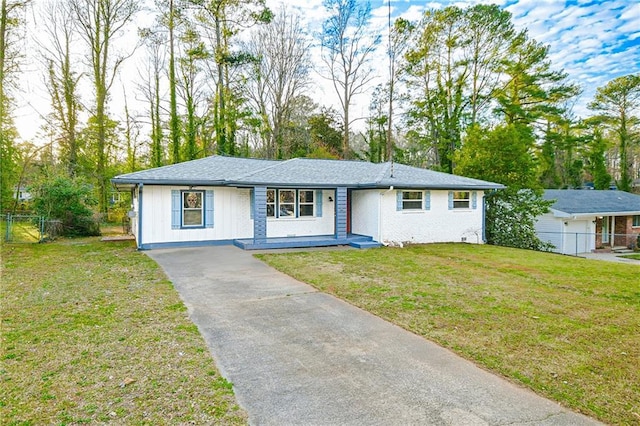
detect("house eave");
top-left (111, 179), bottom-right (227, 190)
top-left (551, 209), bottom-right (640, 218)
top-left (111, 178), bottom-right (505, 192)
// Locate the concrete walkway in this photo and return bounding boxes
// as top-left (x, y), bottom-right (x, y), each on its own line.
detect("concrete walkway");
top-left (147, 246), bottom-right (600, 425)
top-left (578, 251), bottom-right (640, 264)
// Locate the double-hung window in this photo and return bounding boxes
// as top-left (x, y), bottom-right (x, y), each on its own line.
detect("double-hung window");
top-left (266, 189), bottom-right (316, 218)
top-left (453, 191), bottom-right (470, 209)
top-left (299, 190), bottom-right (315, 216)
top-left (402, 191), bottom-right (423, 210)
top-left (633, 215), bottom-right (640, 227)
top-left (279, 189), bottom-right (296, 217)
top-left (182, 191), bottom-right (203, 227)
top-left (266, 189), bottom-right (276, 217)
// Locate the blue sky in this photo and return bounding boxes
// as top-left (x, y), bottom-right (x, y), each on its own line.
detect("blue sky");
top-left (269, 0), bottom-right (639, 120)
top-left (16, 0), bottom-right (639, 142)
top-left (376, 0), bottom-right (639, 91)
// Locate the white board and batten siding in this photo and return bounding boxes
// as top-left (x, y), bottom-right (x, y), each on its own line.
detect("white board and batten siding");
top-left (139, 186), bottom-right (253, 245)
top-left (352, 189), bottom-right (485, 244)
top-left (136, 186), bottom-right (335, 245)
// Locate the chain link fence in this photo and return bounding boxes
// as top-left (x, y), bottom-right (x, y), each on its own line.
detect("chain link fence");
top-left (538, 231), bottom-right (640, 256)
top-left (2, 214), bottom-right (62, 243)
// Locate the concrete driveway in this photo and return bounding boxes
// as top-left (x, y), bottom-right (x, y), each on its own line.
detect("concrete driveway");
top-left (147, 246), bottom-right (600, 425)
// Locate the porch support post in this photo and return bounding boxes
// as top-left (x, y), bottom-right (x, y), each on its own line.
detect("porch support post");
top-left (610, 216), bottom-right (615, 247)
top-left (253, 186), bottom-right (267, 243)
top-left (335, 187), bottom-right (347, 240)
top-left (137, 183), bottom-right (143, 250)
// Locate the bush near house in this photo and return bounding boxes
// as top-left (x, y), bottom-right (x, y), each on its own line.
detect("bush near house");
top-left (30, 176), bottom-right (100, 237)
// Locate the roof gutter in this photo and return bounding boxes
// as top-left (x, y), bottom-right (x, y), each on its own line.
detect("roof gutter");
top-left (111, 179), bottom-right (227, 188)
top-left (553, 210), bottom-right (640, 218)
top-left (111, 178), bottom-right (505, 191)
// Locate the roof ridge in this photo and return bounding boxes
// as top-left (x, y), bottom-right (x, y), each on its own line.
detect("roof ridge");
top-left (374, 162), bottom-right (392, 185)
top-left (228, 157), bottom-right (286, 182)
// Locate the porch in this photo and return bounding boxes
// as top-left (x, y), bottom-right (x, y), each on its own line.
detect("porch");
top-left (233, 233), bottom-right (381, 250)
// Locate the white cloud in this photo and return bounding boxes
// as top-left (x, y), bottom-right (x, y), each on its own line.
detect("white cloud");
top-left (14, 0), bottom-right (640, 143)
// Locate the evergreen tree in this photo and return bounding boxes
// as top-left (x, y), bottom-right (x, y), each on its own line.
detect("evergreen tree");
top-left (588, 74), bottom-right (640, 192)
top-left (455, 124), bottom-right (553, 251)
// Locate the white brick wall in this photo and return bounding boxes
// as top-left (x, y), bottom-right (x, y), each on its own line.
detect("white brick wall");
top-left (352, 189), bottom-right (485, 244)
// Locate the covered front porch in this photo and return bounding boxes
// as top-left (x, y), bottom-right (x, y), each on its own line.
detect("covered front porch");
top-left (595, 214), bottom-right (640, 250)
top-left (244, 185), bottom-right (379, 250)
top-left (233, 233), bottom-right (381, 250)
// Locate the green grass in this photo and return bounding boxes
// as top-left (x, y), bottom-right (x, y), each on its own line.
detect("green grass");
top-left (619, 253), bottom-right (640, 260)
top-left (1, 238), bottom-right (246, 425)
top-left (257, 243), bottom-right (640, 425)
top-left (1, 219), bottom-right (41, 243)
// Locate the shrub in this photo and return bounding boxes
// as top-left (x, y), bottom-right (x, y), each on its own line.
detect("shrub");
top-left (31, 177), bottom-right (101, 237)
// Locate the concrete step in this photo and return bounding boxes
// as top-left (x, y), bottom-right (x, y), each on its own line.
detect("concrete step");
top-left (348, 240), bottom-right (382, 249)
top-left (612, 247), bottom-right (633, 253)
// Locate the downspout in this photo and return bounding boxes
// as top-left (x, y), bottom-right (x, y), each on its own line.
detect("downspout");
top-left (137, 183), bottom-right (143, 249)
top-left (482, 193), bottom-right (486, 243)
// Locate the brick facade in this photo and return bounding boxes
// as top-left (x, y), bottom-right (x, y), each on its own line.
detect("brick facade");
top-left (595, 215), bottom-right (640, 249)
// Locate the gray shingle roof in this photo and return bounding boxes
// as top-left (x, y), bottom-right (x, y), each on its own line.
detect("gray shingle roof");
top-left (543, 189), bottom-right (640, 214)
top-left (112, 155), bottom-right (504, 190)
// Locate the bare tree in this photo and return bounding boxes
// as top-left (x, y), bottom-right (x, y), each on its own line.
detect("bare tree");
top-left (245, 5), bottom-right (311, 159)
top-left (385, 16), bottom-right (412, 162)
top-left (320, 0), bottom-right (379, 158)
top-left (0, 0), bottom-right (28, 209)
top-left (38, 0), bottom-right (82, 177)
top-left (121, 84), bottom-right (143, 172)
top-left (190, 0), bottom-right (272, 156)
top-left (138, 28), bottom-right (166, 168)
top-left (70, 0), bottom-right (139, 213)
top-left (177, 24), bottom-right (210, 161)
top-left (164, 0), bottom-right (181, 164)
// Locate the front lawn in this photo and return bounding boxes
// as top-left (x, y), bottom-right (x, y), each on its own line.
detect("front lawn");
top-left (258, 243), bottom-right (639, 425)
top-left (620, 253), bottom-right (640, 260)
top-left (1, 238), bottom-right (246, 425)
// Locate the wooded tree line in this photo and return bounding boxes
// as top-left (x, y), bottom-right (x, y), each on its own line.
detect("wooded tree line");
top-left (1, 0), bottom-right (639, 218)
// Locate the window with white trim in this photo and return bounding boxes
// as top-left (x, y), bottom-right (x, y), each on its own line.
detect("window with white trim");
top-left (453, 191), bottom-right (470, 209)
top-left (182, 191), bottom-right (203, 227)
top-left (299, 190), bottom-right (315, 216)
top-left (279, 189), bottom-right (296, 217)
top-left (633, 215), bottom-right (640, 227)
top-left (267, 189), bottom-right (276, 217)
top-left (266, 189), bottom-right (316, 218)
top-left (402, 191), bottom-right (423, 210)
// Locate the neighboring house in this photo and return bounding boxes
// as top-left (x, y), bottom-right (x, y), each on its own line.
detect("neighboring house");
top-left (13, 186), bottom-right (32, 201)
top-left (111, 156), bottom-right (504, 250)
top-left (536, 189), bottom-right (640, 255)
